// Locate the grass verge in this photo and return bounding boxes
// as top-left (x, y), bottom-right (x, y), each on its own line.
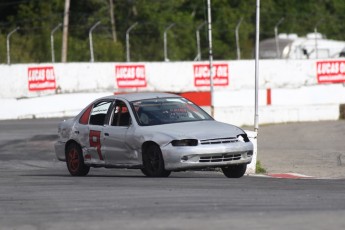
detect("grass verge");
top-left (256, 160), bottom-right (267, 174)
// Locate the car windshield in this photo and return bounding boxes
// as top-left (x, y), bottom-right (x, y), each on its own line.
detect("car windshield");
top-left (131, 97), bottom-right (213, 126)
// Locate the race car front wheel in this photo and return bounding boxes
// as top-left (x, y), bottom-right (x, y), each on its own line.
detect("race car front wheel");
top-left (141, 144), bottom-right (171, 177)
top-left (66, 143), bottom-right (90, 176)
top-left (221, 164), bottom-right (247, 178)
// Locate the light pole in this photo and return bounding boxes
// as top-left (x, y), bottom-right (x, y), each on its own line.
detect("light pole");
top-left (206, 0), bottom-right (214, 117)
top-left (126, 22), bottom-right (138, 62)
top-left (235, 17), bottom-right (243, 60)
top-left (194, 21), bottom-right (206, 61)
top-left (89, 21), bottom-right (101, 62)
top-left (7, 27), bottom-right (19, 65)
top-left (51, 23), bottom-right (62, 63)
top-left (314, 19), bottom-right (323, 59)
top-left (254, 0), bottom-right (260, 132)
top-left (164, 23), bottom-right (175, 62)
top-left (274, 17), bottom-right (284, 58)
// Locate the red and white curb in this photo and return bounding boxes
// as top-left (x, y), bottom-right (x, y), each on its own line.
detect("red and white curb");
top-left (267, 173), bottom-right (314, 179)
top-left (250, 173), bottom-right (314, 179)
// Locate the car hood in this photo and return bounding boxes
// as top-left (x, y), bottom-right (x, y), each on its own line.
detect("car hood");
top-left (141, 120), bottom-right (244, 140)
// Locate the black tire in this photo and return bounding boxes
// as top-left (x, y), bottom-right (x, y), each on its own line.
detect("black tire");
top-left (66, 143), bottom-right (90, 176)
top-left (221, 164), bottom-right (247, 178)
top-left (141, 144), bottom-right (171, 177)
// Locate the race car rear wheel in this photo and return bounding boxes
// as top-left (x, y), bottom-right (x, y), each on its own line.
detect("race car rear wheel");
top-left (141, 144), bottom-right (171, 177)
top-left (221, 164), bottom-right (247, 178)
top-left (66, 143), bottom-right (90, 176)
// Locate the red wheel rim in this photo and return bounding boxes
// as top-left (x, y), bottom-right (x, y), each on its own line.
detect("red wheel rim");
top-left (68, 148), bottom-right (79, 173)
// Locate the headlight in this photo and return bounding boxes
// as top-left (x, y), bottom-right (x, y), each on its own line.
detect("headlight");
top-left (237, 134), bottom-right (250, 143)
top-left (171, 139), bottom-right (198, 146)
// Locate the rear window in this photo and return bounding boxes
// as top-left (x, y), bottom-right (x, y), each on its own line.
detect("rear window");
top-left (89, 101), bottom-right (112, 126)
top-left (79, 101), bottom-right (112, 126)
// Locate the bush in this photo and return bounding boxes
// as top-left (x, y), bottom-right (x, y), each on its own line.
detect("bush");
top-left (256, 160), bottom-right (267, 174)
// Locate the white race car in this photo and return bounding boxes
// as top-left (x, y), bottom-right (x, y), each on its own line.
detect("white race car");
top-left (55, 93), bottom-right (253, 178)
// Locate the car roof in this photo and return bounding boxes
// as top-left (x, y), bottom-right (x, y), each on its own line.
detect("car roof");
top-left (100, 92), bottom-right (181, 102)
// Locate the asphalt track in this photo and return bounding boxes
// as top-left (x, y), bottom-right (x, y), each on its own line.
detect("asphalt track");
top-left (0, 119), bottom-right (345, 230)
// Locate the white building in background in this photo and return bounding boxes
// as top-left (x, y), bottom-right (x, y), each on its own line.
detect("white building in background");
top-left (260, 33), bottom-right (345, 59)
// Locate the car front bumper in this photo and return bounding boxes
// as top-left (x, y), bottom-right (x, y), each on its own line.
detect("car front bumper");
top-left (161, 141), bottom-right (253, 171)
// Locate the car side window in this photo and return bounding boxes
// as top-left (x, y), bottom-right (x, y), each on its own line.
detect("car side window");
top-left (89, 101), bottom-right (112, 126)
top-left (111, 100), bottom-right (131, 127)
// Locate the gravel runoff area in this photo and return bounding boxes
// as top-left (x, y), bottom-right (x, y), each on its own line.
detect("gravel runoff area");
top-left (257, 120), bottom-right (345, 179)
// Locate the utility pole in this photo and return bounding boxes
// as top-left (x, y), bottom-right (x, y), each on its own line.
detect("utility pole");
top-left (109, 0), bottom-right (117, 42)
top-left (164, 23), bottom-right (175, 62)
top-left (51, 23), bottom-right (62, 63)
top-left (207, 0), bottom-right (214, 117)
top-left (235, 17), bottom-right (243, 60)
top-left (274, 17), bottom-right (284, 59)
top-left (314, 19), bottom-right (323, 59)
top-left (194, 21), bottom-right (206, 61)
top-left (89, 21), bottom-right (101, 62)
top-left (7, 27), bottom-right (19, 65)
top-left (126, 22), bottom-right (138, 62)
top-left (62, 0), bottom-right (70, 63)
top-left (254, 0), bottom-right (260, 132)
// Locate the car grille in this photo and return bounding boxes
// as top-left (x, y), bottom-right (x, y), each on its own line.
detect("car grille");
top-left (200, 137), bottom-right (237, 145)
top-left (199, 153), bottom-right (242, 163)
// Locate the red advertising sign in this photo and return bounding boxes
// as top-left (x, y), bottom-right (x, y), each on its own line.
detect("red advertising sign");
top-left (115, 65), bottom-right (147, 88)
top-left (28, 66), bottom-right (56, 91)
top-left (193, 63), bottom-right (229, 87)
top-left (316, 60), bottom-right (345, 83)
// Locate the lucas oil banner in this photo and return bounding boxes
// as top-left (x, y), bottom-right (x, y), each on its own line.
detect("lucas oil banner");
top-left (115, 64), bottom-right (147, 88)
top-left (28, 66), bottom-right (56, 91)
top-left (316, 60), bottom-right (345, 84)
top-left (193, 63), bottom-right (229, 87)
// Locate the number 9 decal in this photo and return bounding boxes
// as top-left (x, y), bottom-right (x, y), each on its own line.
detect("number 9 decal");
top-left (89, 130), bottom-right (103, 160)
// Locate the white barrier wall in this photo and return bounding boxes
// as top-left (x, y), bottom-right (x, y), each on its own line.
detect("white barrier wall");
top-left (0, 59), bottom-right (345, 125)
top-left (1, 59), bottom-right (345, 99)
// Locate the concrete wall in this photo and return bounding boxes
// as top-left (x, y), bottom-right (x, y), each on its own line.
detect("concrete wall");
top-left (1, 59), bottom-right (345, 126)
top-left (1, 59), bottom-right (344, 98)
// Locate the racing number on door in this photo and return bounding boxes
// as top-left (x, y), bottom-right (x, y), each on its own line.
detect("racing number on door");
top-left (89, 130), bottom-right (103, 160)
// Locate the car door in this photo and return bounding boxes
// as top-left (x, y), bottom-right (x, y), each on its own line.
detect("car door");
top-left (83, 100), bottom-right (113, 164)
top-left (103, 99), bottom-right (138, 166)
